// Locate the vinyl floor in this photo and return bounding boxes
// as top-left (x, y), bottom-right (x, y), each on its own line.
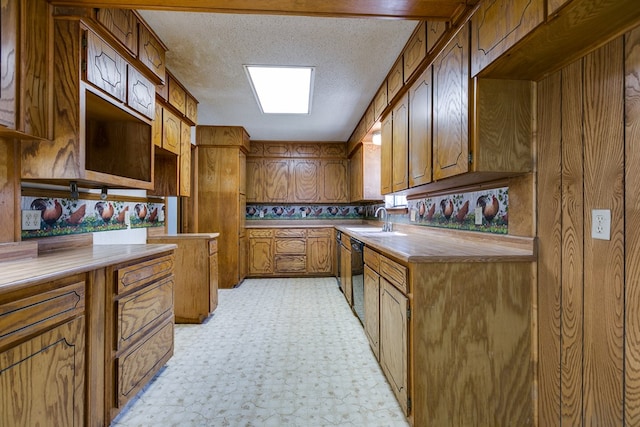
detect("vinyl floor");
top-left (111, 277), bottom-right (409, 427)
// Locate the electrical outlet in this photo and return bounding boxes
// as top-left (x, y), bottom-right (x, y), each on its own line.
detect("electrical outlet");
top-left (474, 207), bottom-right (483, 225)
top-left (592, 209), bottom-right (611, 240)
top-left (22, 210), bottom-right (41, 230)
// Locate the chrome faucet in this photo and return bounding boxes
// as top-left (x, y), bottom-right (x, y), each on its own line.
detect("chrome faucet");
top-left (375, 207), bottom-right (392, 232)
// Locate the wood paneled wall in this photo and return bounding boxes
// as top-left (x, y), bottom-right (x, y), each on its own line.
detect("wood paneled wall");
top-left (538, 28), bottom-right (636, 425)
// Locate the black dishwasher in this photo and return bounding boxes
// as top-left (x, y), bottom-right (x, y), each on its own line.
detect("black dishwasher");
top-left (351, 237), bottom-right (365, 324)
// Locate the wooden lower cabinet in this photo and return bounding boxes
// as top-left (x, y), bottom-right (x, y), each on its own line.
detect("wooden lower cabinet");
top-left (340, 241), bottom-right (352, 306)
top-left (148, 234), bottom-right (219, 323)
top-left (363, 265), bottom-right (380, 360)
top-left (106, 252), bottom-right (175, 421)
top-left (248, 227), bottom-right (334, 277)
top-left (380, 277), bottom-right (409, 415)
top-left (0, 278), bottom-right (86, 427)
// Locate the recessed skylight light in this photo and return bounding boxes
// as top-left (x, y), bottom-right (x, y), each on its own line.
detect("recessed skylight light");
top-left (244, 65), bottom-right (314, 114)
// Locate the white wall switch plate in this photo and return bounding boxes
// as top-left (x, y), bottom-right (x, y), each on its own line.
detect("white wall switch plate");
top-left (259, 210), bottom-right (264, 218)
top-left (301, 210), bottom-right (306, 218)
top-left (592, 209), bottom-right (611, 240)
top-left (22, 210), bottom-right (41, 230)
top-left (410, 209), bottom-right (416, 222)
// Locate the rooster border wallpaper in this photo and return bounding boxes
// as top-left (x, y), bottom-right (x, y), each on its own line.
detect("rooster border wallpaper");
top-left (246, 187), bottom-right (509, 235)
top-left (21, 196), bottom-right (165, 239)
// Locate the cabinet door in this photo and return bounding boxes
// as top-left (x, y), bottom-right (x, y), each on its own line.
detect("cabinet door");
top-left (427, 20), bottom-right (447, 53)
top-left (292, 159), bottom-right (319, 202)
top-left (238, 235), bottom-right (247, 281)
top-left (321, 160), bottom-right (349, 203)
top-left (350, 146), bottom-right (364, 202)
top-left (249, 237), bottom-right (274, 275)
top-left (96, 8), bottom-right (137, 54)
top-left (127, 66), bottom-right (155, 119)
top-left (392, 93), bottom-right (409, 192)
top-left (246, 158), bottom-right (263, 202)
top-left (364, 265), bottom-right (380, 360)
top-left (209, 252), bottom-right (219, 312)
top-left (404, 21), bottom-right (426, 83)
top-left (162, 108), bottom-right (181, 155)
top-left (138, 22), bottom-right (166, 81)
top-left (308, 236), bottom-right (332, 274)
top-left (380, 113), bottom-right (393, 195)
top-left (471, 0), bottom-right (544, 76)
top-left (380, 278), bottom-right (409, 415)
top-left (433, 24), bottom-right (470, 181)
top-left (409, 66), bottom-right (433, 187)
top-left (179, 121), bottom-right (191, 196)
top-left (152, 103), bottom-right (162, 147)
top-left (0, 317), bottom-right (85, 427)
top-left (374, 83), bottom-right (388, 120)
top-left (263, 159), bottom-right (290, 202)
top-left (387, 58), bottom-right (404, 101)
top-left (85, 30), bottom-right (127, 102)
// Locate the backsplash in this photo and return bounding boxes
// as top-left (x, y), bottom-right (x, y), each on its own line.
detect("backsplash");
top-left (21, 195), bottom-right (164, 240)
top-left (365, 187), bottom-right (509, 234)
top-left (246, 205), bottom-right (364, 220)
top-left (246, 188), bottom-right (508, 234)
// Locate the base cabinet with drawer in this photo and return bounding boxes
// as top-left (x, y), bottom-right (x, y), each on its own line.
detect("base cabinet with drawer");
top-left (247, 227), bottom-right (334, 277)
top-left (148, 234), bottom-right (219, 323)
top-left (0, 277), bottom-right (86, 427)
top-left (363, 247), bottom-right (410, 416)
top-left (106, 253), bottom-right (175, 421)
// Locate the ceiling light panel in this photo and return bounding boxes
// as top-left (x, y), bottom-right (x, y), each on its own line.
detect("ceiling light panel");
top-left (245, 65), bottom-right (314, 114)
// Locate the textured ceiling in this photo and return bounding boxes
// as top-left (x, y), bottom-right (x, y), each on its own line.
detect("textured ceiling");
top-left (138, 11), bottom-right (418, 141)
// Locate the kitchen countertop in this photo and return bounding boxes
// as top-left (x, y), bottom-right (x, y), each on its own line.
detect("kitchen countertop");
top-left (0, 244), bottom-right (176, 294)
top-left (335, 225), bottom-right (536, 263)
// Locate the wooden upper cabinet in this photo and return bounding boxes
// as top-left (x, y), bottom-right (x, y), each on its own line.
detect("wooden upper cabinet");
top-left (127, 66), bottom-right (155, 119)
top-left (547, 0), bottom-right (571, 16)
top-left (292, 160), bottom-right (320, 202)
top-left (321, 160), bottom-right (349, 203)
top-left (162, 108), bottom-right (181, 155)
top-left (152, 103), bottom-right (162, 147)
top-left (138, 21), bottom-right (166, 82)
top-left (392, 93), bottom-right (409, 192)
top-left (246, 158), bottom-right (263, 203)
top-left (96, 8), bottom-right (137, 55)
top-left (374, 82), bottom-right (389, 120)
top-left (85, 29), bottom-right (127, 102)
top-left (403, 21), bottom-right (427, 83)
top-left (387, 58), bottom-right (404, 102)
top-left (427, 20), bottom-right (448, 52)
top-left (180, 121), bottom-right (191, 196)
top-left (380, 112), bottom-right (393, 195)
top-left (291, 143), bottom-right (321, 158)
top-left (433, 24), bottom-right (470, 181)
top-left (167, 72), bottom-right (187, 115)
top-left (0, 0), bottom-right (53, 139)
top-left (471, 0), bottom-right (544, 77)
top-left (350, 146), bottom-right (364, 202)
top-left (186, 95), bottom-right (198, 124)
top-left (321, 143), bottom-right (346, 158)
top-left (263, 159), bottom-right (291, 202)
top-left (409, 66), bottom-right (432, 187)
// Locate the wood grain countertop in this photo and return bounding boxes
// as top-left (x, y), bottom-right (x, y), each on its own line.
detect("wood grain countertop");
top-left (335, 225), bottom-right (536, 263)
top-left (148, 233), bottom-right (220, 240)
top-left (0, 244), bottom-right (176, 294)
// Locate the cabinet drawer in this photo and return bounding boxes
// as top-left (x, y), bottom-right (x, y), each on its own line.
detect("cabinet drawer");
top-left (115, 254), bottom-right (174, 295)
top-left (275, 255), bottom-right (307, 273)
top-left (208, 239), bottom-right (218, 255)
top-left (249, 229), bottom-right (274, 238)
top-left (275, 238), bottom-right (306, 255)
top-left (364, 247), bottom-right (380, 273)
top-left (116, 275), bottom-right (174, 351)
top-left (116, 318), bottom-right (173, 408)
top-left (127, 66), bottom-right (155, 119)
top-left (380, 256), bottom-right (408, 294)
top-left (274, 229), bottom-right (306, 238)
top-left (0, 280), bottom-right (85, 349)
top-left (308, 228), bottom-right (332, 238)
top-left (85, 29), bottom-right (127, 102)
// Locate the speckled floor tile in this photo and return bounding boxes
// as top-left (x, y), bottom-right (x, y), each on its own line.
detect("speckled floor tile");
top-left (111, 278), bottom-right (409, 427)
